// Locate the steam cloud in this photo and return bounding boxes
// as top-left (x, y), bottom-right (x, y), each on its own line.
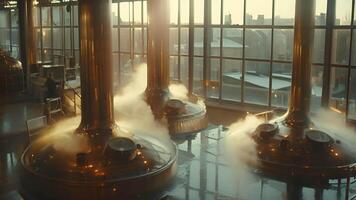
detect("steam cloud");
top-left (37, 116), bottom-right (90, 156)
top-left (311, 108), bottom-right (356, 155)
top-left (169, 83), bottom-right (189, 100)
top-left (224, 114), bottom-right (263, 195)
top-left (114, 64), bottom-right (170, 141)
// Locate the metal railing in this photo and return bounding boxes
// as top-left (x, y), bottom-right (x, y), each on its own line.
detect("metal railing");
top-left (63, 83), bottom-right (81, 114)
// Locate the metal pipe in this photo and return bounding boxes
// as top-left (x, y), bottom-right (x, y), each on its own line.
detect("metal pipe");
top-left (285, 0), bottom-right (315, 127)
top-left (27, 0), bottom-right (36, 66)
top-left (146, 0), bottom-right (170, 116)
top-left (77, 0), bottom-right (114, 135)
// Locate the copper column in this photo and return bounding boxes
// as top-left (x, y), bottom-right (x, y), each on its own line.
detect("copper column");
top-left (77, 0), bottom-right (114, 138)
top-left (19, 0), bottom-right (36, 89)
top-left (146, 0), bottom-right (170, 117)
top-left (285, 0), bottom-right (315, 127)
top-left (27, 0), bottom-right (36, 65)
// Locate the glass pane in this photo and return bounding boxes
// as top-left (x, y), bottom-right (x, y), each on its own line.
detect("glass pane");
top-left (245, 29), bottom-right (272, 60)
top-left (73, 6), bottom-right (78, 26)
top-left (329, 67), bottom-right (348, 113)
top-left (193, 57), bottom-right (204, 95)
top-left (11, 47), bottom-right (20, 59)
top-left (273, 29), bottom-right (294, 61)
top-left (64, 5), bottom-right (71, 26)
top-left (211, 0), bottom-right (221, 25)
top-left (120, 2), bottom-right (131, 24)
top-left (170, 28), bottom-right (178, 55)
top-left (0, 29), bottom-right (10, 50)
top-left (41, 7), bottom-right (51, 26)
top-left (208, 58), bottom-right (220, 98)
top-left (74, 50), bottom-right (79, 65)
top-left (311, 65), bottom-right (324, 112)
top-left (222, 59), bottom-right (242, 101)
top-left (315, 0), bottom-right (327, 25)
top-left (194, 0), bottom-right (204, 24)
top-left (36, 28), bottom-right (41, 48)
top-left (331, 29), bottom-right (351, 65)
top-left (352, 30), bottom-right (356, 66)
top-left (11, 10), bottom-right (18, 27)
top-left (170, 56), bottom-right (179, 80)
top-left (246, 0), bottom-right (272, 25)
top-left (271, 63), bottom-right (292, 107)
top-left (120, 28), bottom-right (130, 53)
top-left (223, 0), bottom-right (243, 25)
top-left (65, 28), bottom-right (71, 49)
top-left (0, 11), bottom-right (9, 28)
top-left (42, 28), bottom-right (51, 48)
top-left (194, 28), bottom-right (204, 56)
top-left (34, 7), bottom-right (40, 27)
top-left (180, 56), bottom-right (189, 87)
top-left (134, 1), bottom-right (142, 24)
top-left (222, 28), bottom-right (243, 58)
top-left (74, 28), bottom-right (79, 49)
top-left (53, 28), bottom-right (62, 49)
top-left (181, 0), bottom-right (189, 24)
top-left (113, 53), bottom-right (120, 91)
top-left (112, 3), bottom-right (119, 26)
top-left (134, 28), bottom-right (142, 53)
top-left (208, 28), bottom-right (221, 57)
top-left (181, 28), bottom-right (189, 55)
top-left (37, 49), bottom-right (41, 61)
top-left (143, 27), bottom-right (147, 53)
top-left (120, 54), bottom-right (132, 86)
top-left (42, 49), bottom-right (52, 61)
top-left (335, 0), bottom-right (352, 25)
top-left (274, 0), bottom-right (295, 26)
top-left (52, 6), bottom-right (62, 26)
top-left (170, 0), bottom-right (178, 25)
top-left (313, 29), bottom-right (325, 64)
top-left (348, 69), bottom-right (356, 120)
top-left (244, 61), bottom-right (270, 105)
top-left (355, 1), bottom-right (356, 24)
top-left (11, 28), bottom-right (19, 46)
top-left (143, 1), bottom-right (147, 24)
top-left (112, 28), bottom-right (118, 51)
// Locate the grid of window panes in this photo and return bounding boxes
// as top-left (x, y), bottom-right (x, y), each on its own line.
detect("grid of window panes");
top-left (33, 1), bottom-right (79, 65)
top-left (330, 0), bottom-right (356, 120)
top-left (27, 0), bottom-right (356, 120)
top-left (0, 8), bottom-right (20, 59)
top-left (167, 0), bottom-right (326, 108)
top-left (169, 0), bottom-right (192, 89)
top-left (112, 0), bottom-right (147, 91)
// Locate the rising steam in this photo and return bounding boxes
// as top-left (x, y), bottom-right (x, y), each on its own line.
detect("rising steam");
top-left (36, 116), bottom-right (90, 156)
top-left (311, 108), bottom-right (356, 154)
top-left (169, 83), bottom-right (188, 100)
top-left (114, 64), bottom-right (170, 141)
top-left (224, 114), bottom-right (263, 195)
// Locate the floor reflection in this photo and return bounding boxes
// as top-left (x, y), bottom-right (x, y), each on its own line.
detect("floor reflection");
top-left (0, 123), bottom-right (355, 199)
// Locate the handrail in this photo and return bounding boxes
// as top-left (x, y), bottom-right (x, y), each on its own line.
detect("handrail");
top-left (63, 82), bottom-right (81, 114)
top-left (253, 110), bottom-right (275, 122)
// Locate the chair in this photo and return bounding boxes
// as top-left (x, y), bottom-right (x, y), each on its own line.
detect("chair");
top-left (45, 97), bottom-right (65, 122)
top-left (26, 116), bottom-right (48, 144)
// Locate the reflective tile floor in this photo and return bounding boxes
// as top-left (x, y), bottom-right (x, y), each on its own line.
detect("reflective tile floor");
top-left (0, 101), bottom-right (356, 200)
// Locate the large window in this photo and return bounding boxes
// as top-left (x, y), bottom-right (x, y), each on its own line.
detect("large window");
top-left (330, 0), bottom-right (356, 120)
top-left (112, 0), bottom-right (147, 90)
top-left (114, 0), bottom-right (356, 119)
top-left (0, 8), bottom-right (20, 59)
top-left (23, 0), bottom-right (356, 121)
top-left (33, 1), bottom-right (79, 65)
